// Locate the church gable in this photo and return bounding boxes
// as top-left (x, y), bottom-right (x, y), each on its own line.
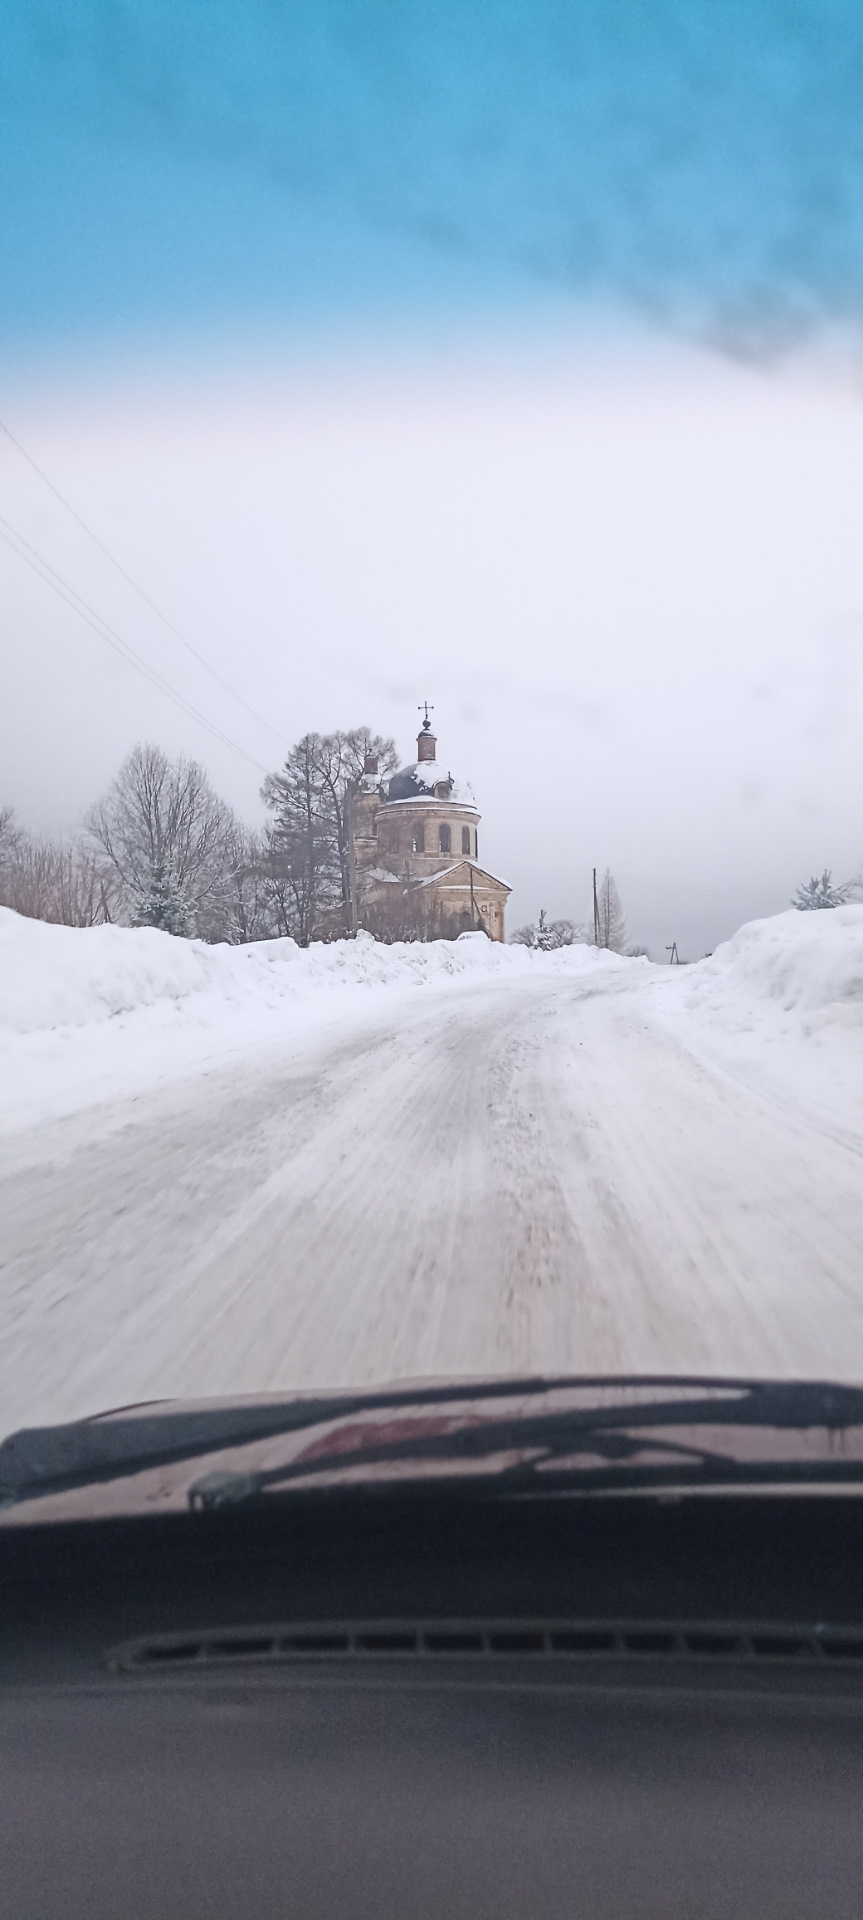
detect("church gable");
top-left (416, 859), bottom-right (511, 896)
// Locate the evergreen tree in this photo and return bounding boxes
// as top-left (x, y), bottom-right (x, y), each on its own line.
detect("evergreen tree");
top-left (133, 866), bottom-right (194, 937)
top-left (792, 870), bottom-right (848, 911)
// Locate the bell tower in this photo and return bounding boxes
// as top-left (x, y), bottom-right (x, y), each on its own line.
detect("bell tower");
top-left (417, 700), bottom-right (436, 762)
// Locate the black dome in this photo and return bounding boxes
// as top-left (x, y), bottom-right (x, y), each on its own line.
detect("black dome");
top-left (383, 759), bottom-right (474, 805)
top-left (387, 766), bottom-right (428, 802)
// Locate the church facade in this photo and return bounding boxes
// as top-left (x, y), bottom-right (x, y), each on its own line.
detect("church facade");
top-left (351, 715), bottom-right (511, 942)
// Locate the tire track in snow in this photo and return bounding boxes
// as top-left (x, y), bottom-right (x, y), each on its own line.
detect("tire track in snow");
top-left (2, 965), bottom-right (863, 1430)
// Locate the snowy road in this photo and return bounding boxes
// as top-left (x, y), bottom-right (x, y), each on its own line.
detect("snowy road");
top-left (3, 959), bottom-right (863, 1432)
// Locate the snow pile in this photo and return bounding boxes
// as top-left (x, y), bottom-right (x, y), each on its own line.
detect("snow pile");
top-left (0, 908), bottom-right (624, 1044)
top-left (0, 908), bottom-right (231, 1035)
top-left (653, 906), bottom-right (863, 1131)
top-left (0, 910), bottom-right (465, 1037)
top-left (0, 909), bottom-right (636, 1041)
top-left (0, 907), bottom-right (629, 1135)
top-left (679, 907), bottom-right (863, 1037)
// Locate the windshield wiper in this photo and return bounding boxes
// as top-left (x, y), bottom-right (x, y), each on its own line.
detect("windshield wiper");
top-left (0, 1373), bottom-right (623, 1505)
top-left (3, 1376), bottom-right (863, 1509)
top-left (190, 1383), bottom-right (863, 1508)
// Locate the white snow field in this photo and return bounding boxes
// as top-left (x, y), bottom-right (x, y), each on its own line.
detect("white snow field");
top-left (1, 904), bottom-right (862, 1434)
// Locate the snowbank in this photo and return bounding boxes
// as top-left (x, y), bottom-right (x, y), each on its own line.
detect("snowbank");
top-left (676, 906), bottom-right (863, 1035)
top-left (0, 910), bottom-right (480, 1037)
top-left (0, 908), bottom-right (627, 1041)
top-left (0, 910), bottom-right (628, 1133)
top-left (654, 906), bottom-right (863, 1131)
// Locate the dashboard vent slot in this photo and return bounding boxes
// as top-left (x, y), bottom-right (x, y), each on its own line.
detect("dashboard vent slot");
top-left (109, 1618), bottom-right (863, 1675)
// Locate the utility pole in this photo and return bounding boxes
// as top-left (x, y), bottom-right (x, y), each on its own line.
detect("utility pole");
top-left (665, 942), bottom-right (679, 965)
top-left (592, 867), bottom-right (599, 946)
top-left (346, 781), bottom-right (359, 937)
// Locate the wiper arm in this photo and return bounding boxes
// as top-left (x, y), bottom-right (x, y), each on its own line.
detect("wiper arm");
top-left (3, 1375), bottom-right (862, 1509)
top-left (190, 1419), bottom-right (741, 1509)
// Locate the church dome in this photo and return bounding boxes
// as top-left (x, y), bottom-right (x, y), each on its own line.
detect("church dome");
top-left (384, 715), bottom-right (476, 808)
top-left (385, 759), bottom-right (476, 807)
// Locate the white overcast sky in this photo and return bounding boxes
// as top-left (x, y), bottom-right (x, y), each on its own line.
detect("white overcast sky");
top-left (2, 331), bottom-right (863, 954)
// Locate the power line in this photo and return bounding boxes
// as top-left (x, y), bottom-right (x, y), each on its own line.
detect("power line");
top-left (0, 414), bottom-right (291, 752)
top-left (0, 513), bottom-right (270, 775)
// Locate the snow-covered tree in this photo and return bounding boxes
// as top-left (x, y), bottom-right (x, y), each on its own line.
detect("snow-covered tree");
top-left (510, 914), bottom-right (584, 950)
top-left (86, 744), bottom-right (243, 939)
top-left (132, 866), bottom-right (194, 937)
top-left (792, 870), bottom-right (848, 911)
top-left (594, 869), bottom-right (628, 952)
top-left (535, 908), bottom-right (553, 951)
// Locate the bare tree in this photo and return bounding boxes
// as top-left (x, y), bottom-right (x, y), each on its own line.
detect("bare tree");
top-left (594, 869), bottom-right (627, 952)
top-left (312, 728), bottom-right (398, 915)
top-left (260, 735), bottom-right (333, 947)
top-left (261, 726), bottom-right (397, 944)
top-left (86, 744), bottom-right (242, 938)
top-left (0, 809), bottom-right (105, 927)
top-left (219, 825), bottom-right (279, 944)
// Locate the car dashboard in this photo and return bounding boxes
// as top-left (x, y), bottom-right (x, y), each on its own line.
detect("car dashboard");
top-left (3, 1486), bottom-right (863, 1918)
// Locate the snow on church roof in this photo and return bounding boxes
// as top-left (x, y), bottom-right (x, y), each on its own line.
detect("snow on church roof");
top-left (384, 759), bottom-right (476, 807)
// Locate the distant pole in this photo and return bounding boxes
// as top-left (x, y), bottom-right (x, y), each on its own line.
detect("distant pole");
top-left (592, 867), bottom-right (599, 945)
top-left (665, 942), bottom-right (679, 965)
top-left (347, 783), bottom-right (359, 937)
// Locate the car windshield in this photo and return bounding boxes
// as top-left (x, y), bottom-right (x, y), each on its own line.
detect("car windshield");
top-left (1, 3), bottom-right (862, 1450)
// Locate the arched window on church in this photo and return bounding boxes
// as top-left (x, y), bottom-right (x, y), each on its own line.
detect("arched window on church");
top-left (461, 826), bottom-right (470, 855)
top-left (412, 823), bottom-right (425, 854)
top-left (439, 823), bottom-right (451, 855)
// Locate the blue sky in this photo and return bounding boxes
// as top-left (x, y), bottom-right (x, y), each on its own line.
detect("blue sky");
top-left (5, 0), bottom-right (863, 361)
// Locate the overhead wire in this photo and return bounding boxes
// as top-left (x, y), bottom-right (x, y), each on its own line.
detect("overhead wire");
top-left (0, 414), bottom-right (291, 753)
top-left (0, 512), bottom-right (270, 775)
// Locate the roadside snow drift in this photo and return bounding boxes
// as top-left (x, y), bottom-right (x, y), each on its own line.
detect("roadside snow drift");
top-left (653, 905), bottom-right (863, 1132)
top-left (680, 906), bottom-right (863, 1034)
top-left (0, 909), bottom-right (622, 1038)
top-left (0, 909), bottom-right (630, 1129)
top-left (1, 904), bottom-right (861, 1135)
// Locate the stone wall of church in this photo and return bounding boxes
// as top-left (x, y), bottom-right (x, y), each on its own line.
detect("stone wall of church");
top-left (374, 800), bottom-right (479, 877)
top-left (360, 871), bottom-right (507, 944)
top-left (350, 759), bottom-right (508, 943)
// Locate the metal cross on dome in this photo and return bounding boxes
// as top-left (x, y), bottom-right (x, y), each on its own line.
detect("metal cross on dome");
top-left (418, 700), bottom-right (435, 729)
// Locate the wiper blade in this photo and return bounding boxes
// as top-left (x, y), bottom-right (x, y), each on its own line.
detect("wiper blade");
top-left (0, 1373), bottom-right (646, 1505)
top-left (3, 1375), bottom-right (863, 1510)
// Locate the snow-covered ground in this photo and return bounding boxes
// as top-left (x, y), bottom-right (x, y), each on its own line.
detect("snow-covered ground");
top-left (1, 904), bottom-right (862, 1433)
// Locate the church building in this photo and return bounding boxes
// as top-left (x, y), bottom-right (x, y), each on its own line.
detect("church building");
top-left (352, 713), bottom-right (511, 942)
